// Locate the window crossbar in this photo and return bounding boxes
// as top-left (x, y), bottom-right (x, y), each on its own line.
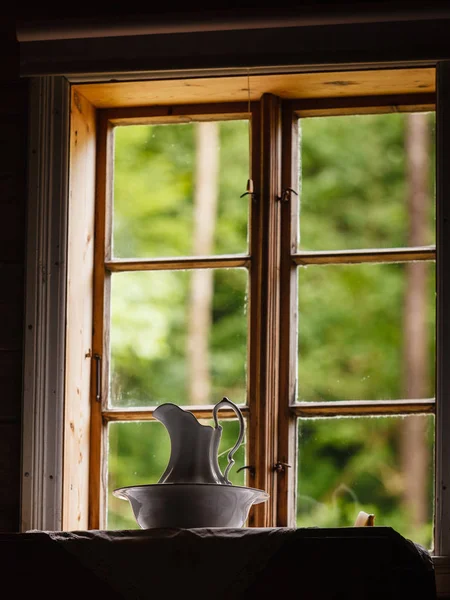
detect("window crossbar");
top-left (293, 398), bottom-right (435, 417)
top-left (293, 246), bottom-right (435, 266)
top-left (105, 255), bottom-right (251, 272)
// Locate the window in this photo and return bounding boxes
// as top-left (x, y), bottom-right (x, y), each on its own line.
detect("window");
top-left (73, 68), bottom-right (437, 538)
top-left (23, 64), bottom-right (450, 594)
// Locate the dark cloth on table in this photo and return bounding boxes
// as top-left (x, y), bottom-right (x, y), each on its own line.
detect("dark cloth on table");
top-left (0, 526), bottom-right (436, 599)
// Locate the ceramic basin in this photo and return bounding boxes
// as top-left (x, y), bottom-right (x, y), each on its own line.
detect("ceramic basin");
top-left (113, 483), bottom-right (269, 529)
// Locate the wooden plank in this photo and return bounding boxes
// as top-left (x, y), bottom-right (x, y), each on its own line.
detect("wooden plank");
top-left (0, 202), bottom-right (26, 262)
top-left (0, 351), bottom-right (22, 420)
top-left (102, 405), bottom-right (250, 422)
top-left (0, 423), bottom-right (20, 531)
top-left (0, 350), bottom-right (22, 378)
top-left (0, 264), bottom-right (24, 304)
top-left (293, 399), bottom-right (435, 417)
top-left (18, 19), bottom-right (450, 77)
top-left (0, 263), bottom-right (25, 353)
top-left (74, 68), bottom-right (435, 109)
top-left (0, 301), bottom-right (24, 351)
top-left (63, 88), bottom-right (97, 531)
top-left (0, 80), bottom-right (28, 118)
top-left (435, 60), bottom-right (450, 557)
top-left (276, 106), bottom-right (298, 527)
top-left (248, 94), bottom-right (282, 527)
top-left (106, 256), bottom-right (250, 272)
top-left (291, 92), bottom-right (435, 117)
top-left (245, 100), bottom-right (260, 527)
top-left (0, 118), bottom-right (29, 174)
top-left (89, 111), bottom-right (114, 530)
top-left (294, 247), bottom-right (435, 265)
top-left (105, 102), bottom-right (248, 125)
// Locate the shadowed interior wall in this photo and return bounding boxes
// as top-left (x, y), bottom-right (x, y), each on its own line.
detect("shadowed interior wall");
top-left (0, 16), bottom-right (28, 532)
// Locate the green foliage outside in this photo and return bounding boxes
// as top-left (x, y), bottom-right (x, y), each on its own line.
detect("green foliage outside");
top-left (106, 114), bottom-right (436, 550)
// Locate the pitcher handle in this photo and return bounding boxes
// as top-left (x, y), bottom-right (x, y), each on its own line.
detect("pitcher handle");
top-left (213, 397), bottom-right (245, 485)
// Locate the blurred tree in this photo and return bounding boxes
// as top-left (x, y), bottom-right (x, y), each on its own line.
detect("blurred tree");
top-left (187, 122), bottom-right (219, 404)
top-left (401, 112), bottom-right (433, 529)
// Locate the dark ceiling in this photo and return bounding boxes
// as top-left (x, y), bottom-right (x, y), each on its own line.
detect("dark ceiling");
top-left (15, 2), bottom-right (450, 22)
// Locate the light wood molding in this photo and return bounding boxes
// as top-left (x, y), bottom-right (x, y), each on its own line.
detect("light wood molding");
top-left (63, 88), bottom-right (97, 531)
top-left (73, 68), bottom-right (435, 110)
top-left (88, 111), bottom-right (115, 530)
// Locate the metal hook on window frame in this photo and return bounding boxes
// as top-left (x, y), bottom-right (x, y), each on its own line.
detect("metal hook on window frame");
top-left (240, 178), bottom-right (257, 199)
top-left (276, 188), bottom-right (298, 202)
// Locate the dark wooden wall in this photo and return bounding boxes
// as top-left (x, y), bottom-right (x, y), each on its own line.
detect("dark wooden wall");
top-left (0, 17), bottom-right (28, 531)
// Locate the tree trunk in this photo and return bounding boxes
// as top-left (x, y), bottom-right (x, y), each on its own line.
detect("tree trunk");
top-left (401, 112), bottom-right (431, 527)
top-left (187, 122), bottom-right (219, 404)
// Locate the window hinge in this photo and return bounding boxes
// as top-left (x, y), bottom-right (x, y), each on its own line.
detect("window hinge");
top-left (274, 461), bottom-right (292, 473)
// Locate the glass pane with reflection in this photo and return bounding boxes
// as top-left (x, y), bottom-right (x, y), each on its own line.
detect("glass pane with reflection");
top-left (107, 418), bottom-right (247, 530)
top-left (297, 262), bottom-right (435, 401)
top-left (109, 268), bottom-right (248, 408)
top-left (113, 120), bottom-right (250, 258)
top-left (297, 415), bottom-right (434, 550)
top-left (298, 112), bottom-right (435, 251)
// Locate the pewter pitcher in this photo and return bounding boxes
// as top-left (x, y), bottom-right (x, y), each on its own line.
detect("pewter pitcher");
top-left (153, 397), bottom-right (244, 485)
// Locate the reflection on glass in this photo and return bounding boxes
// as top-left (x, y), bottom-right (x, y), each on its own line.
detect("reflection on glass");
top-left (297, 415), bottom-right (434, 549)
top-left (298, 112), bottom-right (435, 250)
top-left (297, 262), bottom-right (435, 401)
top-left (113, 120), bottom-right (250, 258)
top-left (107, 418), bottom-right (247, 530)
top-left (109, 269), bottom-right (248, 408)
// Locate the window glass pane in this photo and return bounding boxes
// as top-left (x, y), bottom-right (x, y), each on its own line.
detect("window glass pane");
top-left (297, 415), bottom-right (434, 550)
top-left (107, 418), bottom-right (247, 529)
top-left (109, 269), bottom-right (248, 407)
top-left (298, 112), bottom-right (435, 250)
top-left (113, 120), bottom-right (249, 258)
top-left (297, 262), bottom-right (435, 401)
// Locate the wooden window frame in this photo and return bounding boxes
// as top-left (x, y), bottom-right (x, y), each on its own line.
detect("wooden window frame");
top-left (22, 64), bottom-right (450, 596)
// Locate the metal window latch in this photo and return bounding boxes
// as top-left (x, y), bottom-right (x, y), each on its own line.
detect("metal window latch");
top-left (240, 178), bottom-right (258, 199)
top-left (274, 461), bottom-right (292, 473)
top-left (277, 188), bottom-right (298, 202)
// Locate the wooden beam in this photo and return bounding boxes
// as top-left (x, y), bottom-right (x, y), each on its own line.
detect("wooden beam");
top-left (63, 88), bottom-right (97, 531)
top-left (293, 247), bottom-right (435, 266)
top-left (74, 68), bottom-right (435, 109)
